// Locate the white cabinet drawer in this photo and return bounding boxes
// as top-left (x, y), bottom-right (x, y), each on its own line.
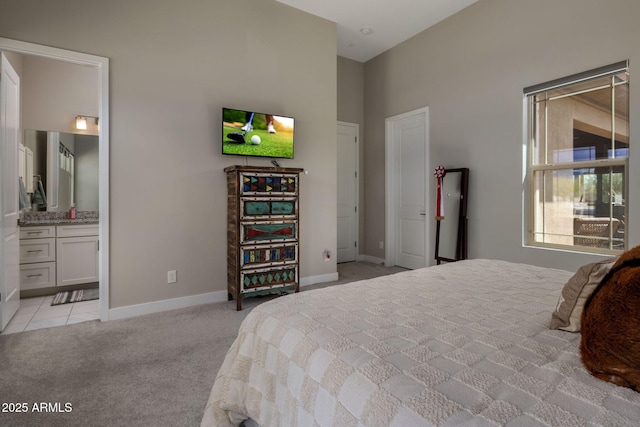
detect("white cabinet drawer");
top-left (20, 238), bottom-right (56, 263)
top-left (19, 225), bottom-right (56, 239)
top-left (56, 224), bottom-right (99, 238)
top-left (20, 262), bottom-right (56, 290)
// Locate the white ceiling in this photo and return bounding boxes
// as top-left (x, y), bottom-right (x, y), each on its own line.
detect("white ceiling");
top-left (275, 0), bottom-right (478, 63)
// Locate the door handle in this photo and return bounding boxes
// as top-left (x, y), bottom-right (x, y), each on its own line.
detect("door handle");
top-left (419, 211), bottom-right (426, 216)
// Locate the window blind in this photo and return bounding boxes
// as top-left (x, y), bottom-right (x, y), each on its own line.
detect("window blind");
top-left (523, 60), bottom-right (628, 96)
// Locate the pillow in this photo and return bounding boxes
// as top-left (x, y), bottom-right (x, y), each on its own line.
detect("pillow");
top-left (550, 257), bottom-right (618, 332)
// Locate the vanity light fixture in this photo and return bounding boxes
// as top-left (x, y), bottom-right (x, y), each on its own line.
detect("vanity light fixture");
top-left (75, 116), bottom-right (87, 130)
top-left (75, 115), bottom-right (99, 130)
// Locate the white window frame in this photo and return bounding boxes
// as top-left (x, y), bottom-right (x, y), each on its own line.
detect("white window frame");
top-left (524, 61), bottom-right (629, 255)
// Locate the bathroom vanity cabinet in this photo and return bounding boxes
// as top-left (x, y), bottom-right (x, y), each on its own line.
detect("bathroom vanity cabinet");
top-left (56, 224), bottom-right (99, 286)
top-left (19, 223), bottom-right (98, 291)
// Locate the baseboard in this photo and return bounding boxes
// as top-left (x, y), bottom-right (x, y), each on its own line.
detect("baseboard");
top-left (300, 272), bottom-right (339, 287)
top-left (107, 290), bottom-right (229, 321)
top-left (107, 272), bottom-right (340, 321)
top-left (358, 254), bottom-right (386, 265)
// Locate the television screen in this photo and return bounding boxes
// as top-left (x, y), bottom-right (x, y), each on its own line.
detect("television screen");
top-left (222, 107), bottom-right (294, 159)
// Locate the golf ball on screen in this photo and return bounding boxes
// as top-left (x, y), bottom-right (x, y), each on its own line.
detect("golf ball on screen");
top-left (251, 135), bottom-right (261, 145)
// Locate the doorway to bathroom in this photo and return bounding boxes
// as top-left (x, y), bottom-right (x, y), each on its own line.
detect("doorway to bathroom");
top-left (0, 37), bottom-right (109, 333)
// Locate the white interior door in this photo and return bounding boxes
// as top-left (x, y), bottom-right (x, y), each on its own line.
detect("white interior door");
top-left (1, 53), bottom-right (21, 331)
top-left (336, 122), bottom-right (358, 263)
top-left (385, 107), bottom-right (429, 270)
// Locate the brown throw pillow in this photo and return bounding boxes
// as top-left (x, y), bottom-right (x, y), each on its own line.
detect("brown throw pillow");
top-left (550, 257), bottom-right (618, 332)
top-left (580, 245), bottom-right (640, 391)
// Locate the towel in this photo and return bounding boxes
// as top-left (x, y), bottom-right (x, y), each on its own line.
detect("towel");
top-left (31, 180), bottom-right (47, 207)
top-left (18, 177), bottom-right (31, 210)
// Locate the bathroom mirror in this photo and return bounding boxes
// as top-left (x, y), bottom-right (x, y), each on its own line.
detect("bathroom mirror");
top-left (23, 129), bottom-right (99, 212)
top-left (435, 168), bottom-right (469, 264)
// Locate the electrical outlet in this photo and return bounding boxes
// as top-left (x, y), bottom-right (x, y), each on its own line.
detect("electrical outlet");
top-left (379, 241), bottom-right (384, 249)
top-left (167, 270), bottom-right (177, 284)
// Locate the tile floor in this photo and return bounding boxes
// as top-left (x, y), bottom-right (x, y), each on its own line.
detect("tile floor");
top-left (1, 295), bottom-right (99, 335)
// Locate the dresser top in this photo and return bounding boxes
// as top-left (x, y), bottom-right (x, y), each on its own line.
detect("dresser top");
top-left (224, 165), bottom-right (304, 174)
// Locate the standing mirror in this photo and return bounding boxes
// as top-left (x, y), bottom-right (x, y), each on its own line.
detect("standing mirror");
top-left (435, 168), bottom-right (469, 264)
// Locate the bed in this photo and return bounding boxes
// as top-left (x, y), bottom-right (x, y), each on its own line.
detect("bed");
top-left (202, 259), bottom-right (640, 426)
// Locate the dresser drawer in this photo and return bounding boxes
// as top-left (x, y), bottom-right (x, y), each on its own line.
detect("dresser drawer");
top-left (20, 238), bottom-right (56, 263)
top-left (240, 197), bottom-right (297, 219)
top-left (240, 172), bottom-right (299, 195)
top-left (240, 221), bottom-right (297, 244)
top-left (20, 262), bottom-right (56, 290)
top-left (241, 266), bottom-right (298, 293)
top-left (241, 243), bottom-right (298, 269)
top-left (56, 224), bottom-right (99, 237)
top-left (20, 225), bottom-right (55, 239)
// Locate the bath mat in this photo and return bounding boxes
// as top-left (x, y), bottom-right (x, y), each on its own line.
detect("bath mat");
top-left (51, 288), bottom-right (99, 306)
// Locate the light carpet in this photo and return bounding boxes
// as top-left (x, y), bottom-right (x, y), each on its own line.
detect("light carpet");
top-left (0, 261), bottom-right (406, 427)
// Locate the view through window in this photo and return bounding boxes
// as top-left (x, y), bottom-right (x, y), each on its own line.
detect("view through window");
top-left (525, 62), bottom-right (629, 253)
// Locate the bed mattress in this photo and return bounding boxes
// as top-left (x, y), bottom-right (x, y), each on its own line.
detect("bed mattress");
top-left (202, 259), bottom-right (640, 426)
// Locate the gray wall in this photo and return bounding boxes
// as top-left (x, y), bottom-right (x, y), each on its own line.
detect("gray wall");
top-left (21, 55), bottom-right (99, 135)
top-left (0, 0), bottom-right (337, 308)
top-left (337, 56), bottom-right (365, 255)
top-left (363, 0), bottom-right (640, 271)
top-left (337, 56), bottom-right (365, 125)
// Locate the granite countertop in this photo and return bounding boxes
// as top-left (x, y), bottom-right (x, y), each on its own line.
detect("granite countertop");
top-left (19, 218), bottom-right (99, 226)
top-left (19, 210), bottom-right (99, 226)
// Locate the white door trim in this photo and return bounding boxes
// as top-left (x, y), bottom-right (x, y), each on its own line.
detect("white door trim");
top-left (336, 121), bottom-right (359, 262)
top-left (384, 106), bottom-right (430, 267)
top-left (0, 37), bottom-right (111, 321)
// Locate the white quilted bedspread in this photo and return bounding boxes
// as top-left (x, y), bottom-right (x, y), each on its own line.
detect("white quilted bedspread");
top-left (202, 259), bottom-right (640, 426)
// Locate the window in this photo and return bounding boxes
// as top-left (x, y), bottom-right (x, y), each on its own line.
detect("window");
top-left (524, 61), bottom-right (629, 253)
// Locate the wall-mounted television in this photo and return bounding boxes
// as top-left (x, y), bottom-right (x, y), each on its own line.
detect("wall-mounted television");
top-left (222, 107), bottom-right (295, 159)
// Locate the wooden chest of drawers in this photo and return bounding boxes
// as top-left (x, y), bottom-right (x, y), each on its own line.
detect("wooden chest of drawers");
top-left (225, 165), bottom-right (303, 310)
